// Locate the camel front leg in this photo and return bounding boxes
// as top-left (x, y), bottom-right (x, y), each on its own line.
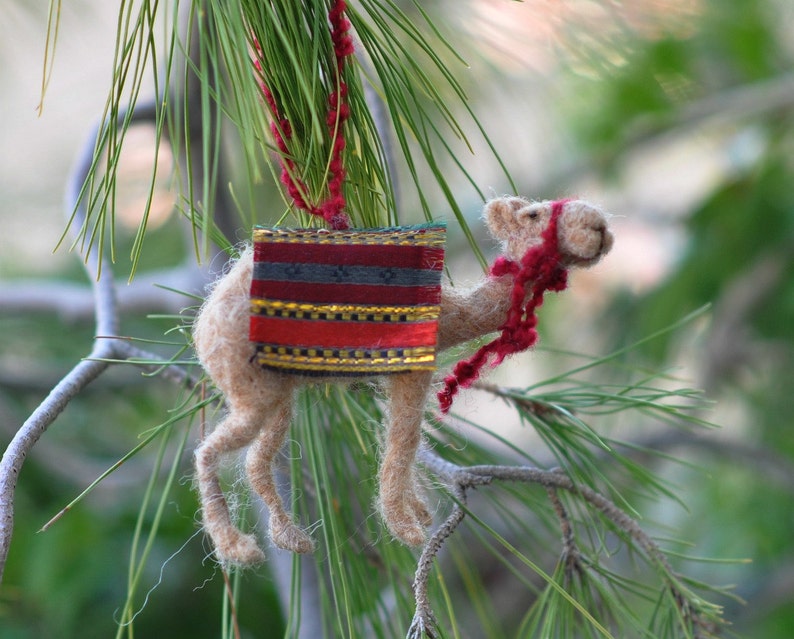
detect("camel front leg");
top-left (245, 393), bottom-right (316, 554)
top-left (379, 370), bottom-right (433, 546)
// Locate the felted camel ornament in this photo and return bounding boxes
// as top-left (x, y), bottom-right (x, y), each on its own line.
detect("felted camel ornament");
top-left (193, 196), bottom-right (613, 566)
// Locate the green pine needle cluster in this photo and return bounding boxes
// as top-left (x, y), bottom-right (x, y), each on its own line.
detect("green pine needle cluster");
top-left (59, 0), bottom-right (510, 274)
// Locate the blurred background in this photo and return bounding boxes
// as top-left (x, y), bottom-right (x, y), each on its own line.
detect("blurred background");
top-left (1, 1), bottom-right (793, 637)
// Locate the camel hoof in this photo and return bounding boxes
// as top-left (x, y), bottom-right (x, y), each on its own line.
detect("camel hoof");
top-left (383, 500), bottom-right (428, 546)
top-left (271, 520), bottom-right (317, 554)
top-left (214, 532), bottom-right (266, 566)
top-left (387, 516), bottom-right (427, 547)
top-left (410, 496), bottom-right (433, 528)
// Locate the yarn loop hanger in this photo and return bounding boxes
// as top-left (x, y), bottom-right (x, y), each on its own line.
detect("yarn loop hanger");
top-left (255, 0), bottom-right (354, 230)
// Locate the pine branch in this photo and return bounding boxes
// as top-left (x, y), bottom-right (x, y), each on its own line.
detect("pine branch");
top-left (410, 446), bottom-right (723, 639)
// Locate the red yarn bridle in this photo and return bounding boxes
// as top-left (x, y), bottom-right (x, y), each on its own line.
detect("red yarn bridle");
top-left (438, 199), bottom-right (570, 413)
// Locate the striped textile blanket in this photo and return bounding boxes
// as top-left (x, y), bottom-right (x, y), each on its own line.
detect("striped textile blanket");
top-left (249, 224), bottom-right (446, 376)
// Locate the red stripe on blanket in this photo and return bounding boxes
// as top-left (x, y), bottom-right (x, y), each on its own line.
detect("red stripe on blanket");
top-left (249, 316), bottom-right (439, 349)
top-left (254, 242), bottom-right (444, 271)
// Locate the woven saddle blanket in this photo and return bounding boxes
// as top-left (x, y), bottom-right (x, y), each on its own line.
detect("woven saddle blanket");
top-left (249, 224), bottom-right (447, 376)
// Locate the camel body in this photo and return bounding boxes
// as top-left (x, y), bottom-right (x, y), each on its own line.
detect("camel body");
top-left (193, 197), bottom-right (613, 565)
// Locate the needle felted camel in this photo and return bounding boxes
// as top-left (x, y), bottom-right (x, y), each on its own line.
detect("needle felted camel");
top-left (193, 196), bottom-right (613, 566)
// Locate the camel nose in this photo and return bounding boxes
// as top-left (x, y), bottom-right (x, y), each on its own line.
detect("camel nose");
top-left (581, 208), bottom-right (607, 231)
top-left (555, 200), bottom-right (614, 265)
top-left (595, 225), bottom-right (613, 258)
top-left (583, 211), bottom-right (612, 248)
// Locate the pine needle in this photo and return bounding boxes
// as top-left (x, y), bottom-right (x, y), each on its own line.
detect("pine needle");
top-left (37, 0), bottom-right (62, 116)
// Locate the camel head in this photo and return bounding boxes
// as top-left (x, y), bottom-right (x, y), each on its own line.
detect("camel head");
top-left (483, 196), bottom-right (613, 267)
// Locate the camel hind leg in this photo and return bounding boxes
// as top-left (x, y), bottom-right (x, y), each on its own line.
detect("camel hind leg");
top-left (195, 406), bottom-right (269, 565)
top-left (244, 394), bottom-right (316, 554)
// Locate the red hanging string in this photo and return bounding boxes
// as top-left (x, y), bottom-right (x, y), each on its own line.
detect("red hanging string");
top-left (437, 199), bottom-right (570, 413)
top-left (255, 0), bottom-right (354, 230)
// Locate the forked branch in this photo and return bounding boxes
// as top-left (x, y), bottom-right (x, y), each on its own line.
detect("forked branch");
top-left (410, 445), bottom-right (721, 639)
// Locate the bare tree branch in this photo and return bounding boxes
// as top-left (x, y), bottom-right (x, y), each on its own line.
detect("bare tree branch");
top-left (701, 246), bottom-right (790, 392)
top-left (551, 72), bottom-right (794, 190)
top-left (546, 486), bottom-right (582, 579)
top-left (0, 264), bottom-right (206, 321)
top-left (0, 102), bottom-right (198, 583)
top-left (407, 504), bottom-right (457, 637)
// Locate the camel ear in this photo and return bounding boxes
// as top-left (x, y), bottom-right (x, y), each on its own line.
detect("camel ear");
top-left (483, 196), bottom-right (528, 240)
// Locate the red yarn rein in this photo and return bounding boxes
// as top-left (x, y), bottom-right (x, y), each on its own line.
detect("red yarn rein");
top-left (255, 0), bottom-right (354, 230)
top-left (437, 199), bottom-right (570, 413)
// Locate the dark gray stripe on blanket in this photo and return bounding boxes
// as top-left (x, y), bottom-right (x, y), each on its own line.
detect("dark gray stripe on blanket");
top-left (253, 261), bottom-right (443, 287)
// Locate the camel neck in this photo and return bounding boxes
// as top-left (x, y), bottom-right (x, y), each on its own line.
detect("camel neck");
top-left (437, 274), bottom-right (514, 351)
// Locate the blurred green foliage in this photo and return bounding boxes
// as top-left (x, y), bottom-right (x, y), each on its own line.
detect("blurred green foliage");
top-left (565, 0), bottom-right (794, 637)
